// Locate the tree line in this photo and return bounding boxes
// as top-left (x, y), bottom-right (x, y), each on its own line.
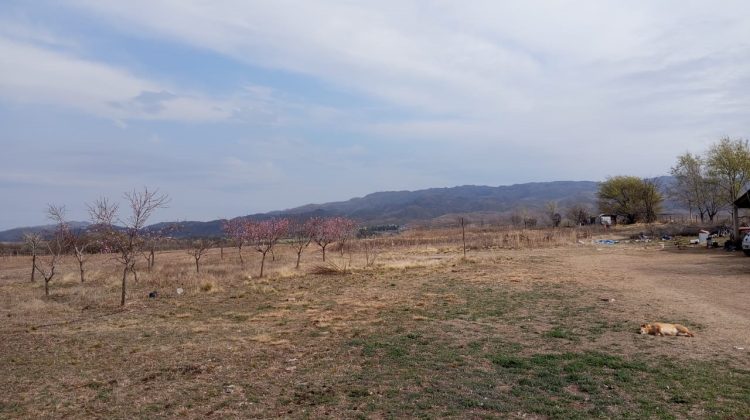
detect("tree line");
top-left (23, 187), bottom-right (359, 306)
top-left (597, 137), bottom-right (750, 240)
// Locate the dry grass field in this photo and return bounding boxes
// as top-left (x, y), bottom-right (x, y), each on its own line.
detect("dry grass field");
top-left (1, 226), bottom-right (749, 418)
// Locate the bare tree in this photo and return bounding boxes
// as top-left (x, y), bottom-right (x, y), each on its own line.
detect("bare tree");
top-left (545, 201), bottom-right (561, 227)
top-left (671, 152), bottom-right (726, 222)
top-left (22, 232), bottom-right (43, 282)
top-left (34, 205), bottom-right (70, 296)
top-left (188, 239), bottom-right (213, 273)
top-left (89, 188), bottom-right (169, 306)
top-left (248, 218), bottom-right (289, 278)
top-left (565, 204), bottom-right (591, 226)
top-left (140, 223), bottom-right (179, 271)
top-left (362, 240), bottom-right (379, 267)
top-left (63, 221), bottom-right (94, 283)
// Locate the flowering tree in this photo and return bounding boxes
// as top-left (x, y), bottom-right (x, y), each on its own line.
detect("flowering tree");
top-left (88, 187), bottom-right (169, 306)
top-left (311, 217), bottom-right (357, 261)
top-left (289, 218), bottom-right (318, 269)
top-left (222, 218), bottom-right (249, 265)
top-left (335, 217), bottom-right (358, 256)
top-left (248, 218), bottom-right (289, 278)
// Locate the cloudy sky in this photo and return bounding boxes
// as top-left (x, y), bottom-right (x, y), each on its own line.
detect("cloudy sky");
top-left (1, 1), bottom-right (749, 229)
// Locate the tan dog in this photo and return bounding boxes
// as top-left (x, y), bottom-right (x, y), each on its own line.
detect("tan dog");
top-left (639, 322), bottom-right (694, 337)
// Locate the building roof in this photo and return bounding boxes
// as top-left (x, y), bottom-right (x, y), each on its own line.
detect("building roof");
top-left (734, 190), bottom-right (750, 208)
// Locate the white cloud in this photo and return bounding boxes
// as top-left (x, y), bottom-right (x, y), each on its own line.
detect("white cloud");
top-left (63, 1), bottom-right (750, 140)
top-left (0, 35), bottom-right (243, 122)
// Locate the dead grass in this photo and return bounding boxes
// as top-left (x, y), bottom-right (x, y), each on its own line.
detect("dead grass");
top-left (0, 224), bottom-right (748, 418)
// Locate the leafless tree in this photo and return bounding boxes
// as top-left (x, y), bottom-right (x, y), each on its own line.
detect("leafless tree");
top-left (670, 152), bottom-right (726, 222)
top-left (545, 201), bottom-right (561, 227)
top-left (565, 204), bottom-right (591, 226)
top-left (22, 232), bottom-right (43, 282)
top-left (188, 239), bottom-right (214, 273)
top-left (140, 223), bottom-right (180, 271)
top-left (362, 240), bottom-right (379, 267)
top-left (34, 205), bottom-right (70, 296)
top-left (89, 188), bottom-right (169, 306)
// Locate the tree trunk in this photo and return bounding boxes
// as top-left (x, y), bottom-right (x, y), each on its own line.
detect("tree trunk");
top-left (259, 252), bottom-right (266, 278)
top-left (296, 250), bottom-right (302, 269)
top-left (79, 260), bottom-right (85, 283)
top-left (238, 247), bottom-right (244, 265)
top-left (195, 257), bottom-right (200, 273)
top-left (30, 253), bottom-right (36, 282)
top-left (44, 278), bottom-right (49, 296)
top-left (121, 267), bottom-right (128, 306)
top-left (149, 248), bottom-right (155, 270)
top-left (732, 204), bottom-right (740, 242)
top-left (322, 245), bottom-right (327, 261)
top-left (220, 246), bottom-right (224, 260)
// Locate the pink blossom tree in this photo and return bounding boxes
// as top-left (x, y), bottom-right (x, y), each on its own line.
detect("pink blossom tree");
top-left (289, 218), bottom-right (318, 269)
top-left (222, 218), bottom-right (249, 265)
top-left (335, 217), bottom-right (358, 256)
top-left (311, 217), bottom-right (357, 261)
top-left (248, 218), bottom-right (290, 278)
top-left (88, 187), bottom-right (169, 306)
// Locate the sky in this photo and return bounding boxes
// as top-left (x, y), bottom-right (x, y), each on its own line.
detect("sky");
top-left (1, 1), bottom-right (749, 229)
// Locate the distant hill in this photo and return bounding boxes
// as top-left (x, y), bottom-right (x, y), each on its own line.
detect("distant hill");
top-left (1, 179), bottom-right (685, 241)
top-left (0, 221), bottom-right (90, 243)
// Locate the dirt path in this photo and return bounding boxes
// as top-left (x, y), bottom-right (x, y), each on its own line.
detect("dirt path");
top-left (566, 245), bottom-right (750, 366)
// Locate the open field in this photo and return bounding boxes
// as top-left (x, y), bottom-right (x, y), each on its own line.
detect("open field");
top-left (1, 227), bottom-right (749, 418)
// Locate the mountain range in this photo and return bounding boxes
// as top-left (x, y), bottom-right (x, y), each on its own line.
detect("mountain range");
top-left (0, 179), bottom-right (681, 242)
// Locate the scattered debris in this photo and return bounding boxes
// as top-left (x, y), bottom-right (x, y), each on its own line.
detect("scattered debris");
top-left (594, 239), bottom-right (618, 245)
top-left (734, 346), bottom-right (745, 350)
top-left (148, 291), bottom-right (158, 299)
top-left (599, 298), bottom-right (615, 302)
top-left (176, 287), bottom-right (184, 296)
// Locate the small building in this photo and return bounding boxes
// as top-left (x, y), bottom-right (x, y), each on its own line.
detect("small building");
top-left (593, 214), bottom-right (617, 226)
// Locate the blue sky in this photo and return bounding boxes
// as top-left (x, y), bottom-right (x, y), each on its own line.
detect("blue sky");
top-left (1, 1), bottom-right (749, 229)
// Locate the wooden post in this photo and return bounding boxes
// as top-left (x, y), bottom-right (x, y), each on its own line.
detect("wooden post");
top-left (460, 217), bottom-right (466, 258)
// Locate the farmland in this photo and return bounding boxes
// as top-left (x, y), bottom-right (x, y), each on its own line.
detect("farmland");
top-left (1, 226), bottom-right (749, 418)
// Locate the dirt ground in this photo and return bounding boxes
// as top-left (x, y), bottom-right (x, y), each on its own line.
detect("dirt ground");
top-left (0, 233), bottom-right (748, 418)
top-left (567, 245), bottom-right (750, 366)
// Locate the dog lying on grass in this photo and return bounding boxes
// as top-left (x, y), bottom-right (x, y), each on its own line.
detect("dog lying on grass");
top-left (639, 322), bottom-right (694, 337)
